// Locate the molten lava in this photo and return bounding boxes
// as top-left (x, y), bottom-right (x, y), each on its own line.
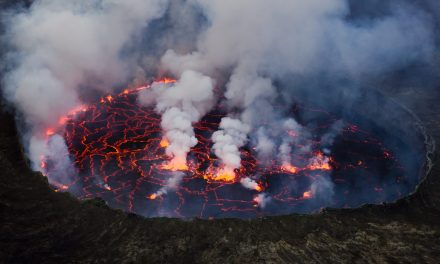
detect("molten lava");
top-left (302, 191), bottom-right (312, 199)
top-left (159, 138), bottom-right (169, 148)
top-left (281, 163), bottom-right (299, 174)
top-left (307, 152), bottom-right (332, 171)
top-left (159, 158), bottom-right (189, 171)
top-left (204, 168), bottom-right (236, 182)
top-left (41, 80), bottom-right (409, 218)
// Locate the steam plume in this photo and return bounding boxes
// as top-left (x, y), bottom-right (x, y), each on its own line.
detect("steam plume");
top-left (2, 0), bottom-right (169, 172)
top-left (139, 70), bottom-right (214, 168)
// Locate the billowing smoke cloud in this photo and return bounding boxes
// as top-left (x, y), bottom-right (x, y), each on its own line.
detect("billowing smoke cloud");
top-left (278, 118), bottom-right (310, 167)
top-left (254, 193), bottom-right (271, 209)
top-left (183, 0), bottom-right (432, 77)
top-left (1, 0), bottom-right (170, 173)
top-left (321, 120), bottom-right (345, 155)
top-left (35, 134), bottom-right (76, 190)
top-left (240, 177), bottom-right (260, 191)
top-left (139, 70), bottom-right (214, 168)
top-left (161, 0), bottom-right (434, 180)
top-left (212, 117), bottom-right (250, 172)
top-left (3, 0), bottom-right (169, 125)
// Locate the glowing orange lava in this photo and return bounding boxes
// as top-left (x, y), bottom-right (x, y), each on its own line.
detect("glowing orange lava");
top-left (204, 168), bottom-right (236, 182)
top-left (302, 191), bottom-right (312, 199)
top-left (159, 158), bottom-right (189, 171)
top-left (159, 138), bottom-right (170, 148)
top-left (158, 78), bottom-right (177, 84)
top-left (45, 128), bottom-right (55, 137)
top-left (307, 152), bottom-right (331, 171)
top-left (281, 163), bottom-right (299, 174)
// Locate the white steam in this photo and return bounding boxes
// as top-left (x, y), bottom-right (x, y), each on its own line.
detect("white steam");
top-left (37, 134), bottom-right (76, 189)
top-left (152, 171), bottom-right (184, 198)
top-left (211, 117), bottom-right (250, 170)
top-left (310, 175), bottom-right (335, 205)
top-left (278, 118), bottom-right (309, 166)
top-left (254, 193), bottom-right (271, 209)
top-left (161, 0), bottom-right (433, 174)
top-left (139, 70), bottom-right (214, 166)
top-left (4, 0), bottom-right (168, 125)
top-left (2, 0), bottom-right (169, 170)
top-left (240, 177), bottom-right (260, 191)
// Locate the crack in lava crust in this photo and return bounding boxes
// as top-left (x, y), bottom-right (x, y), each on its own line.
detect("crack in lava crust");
top-left (42, 83), bottom-right (409, 218)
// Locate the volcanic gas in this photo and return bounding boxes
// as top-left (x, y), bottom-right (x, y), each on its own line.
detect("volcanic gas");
top-left (40, 80), bottom-right (415, 218)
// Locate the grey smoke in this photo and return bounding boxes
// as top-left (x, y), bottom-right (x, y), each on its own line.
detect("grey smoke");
top-left (2, 0), bottom-right (170, 173)
top-left (40, 134), bottom-right (76, 189)
top-left (321, 120), bottom-right (345, 154)
top-left (161, 0), bottom-right (434, 175)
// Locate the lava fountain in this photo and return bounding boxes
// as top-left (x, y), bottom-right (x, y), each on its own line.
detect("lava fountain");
top-left (40, 80), bottom-right (425, 218)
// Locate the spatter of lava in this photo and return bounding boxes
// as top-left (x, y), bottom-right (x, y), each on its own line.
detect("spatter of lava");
top-left (41, 80), bottom-right (408, 218)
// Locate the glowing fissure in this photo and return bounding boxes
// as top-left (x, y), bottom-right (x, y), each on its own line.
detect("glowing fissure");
top-left (39, 80), bottom-right (407, 218)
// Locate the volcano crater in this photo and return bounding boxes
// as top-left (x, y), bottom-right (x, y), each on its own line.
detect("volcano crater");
top-left (42, 84), bottom-right (428, 219)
